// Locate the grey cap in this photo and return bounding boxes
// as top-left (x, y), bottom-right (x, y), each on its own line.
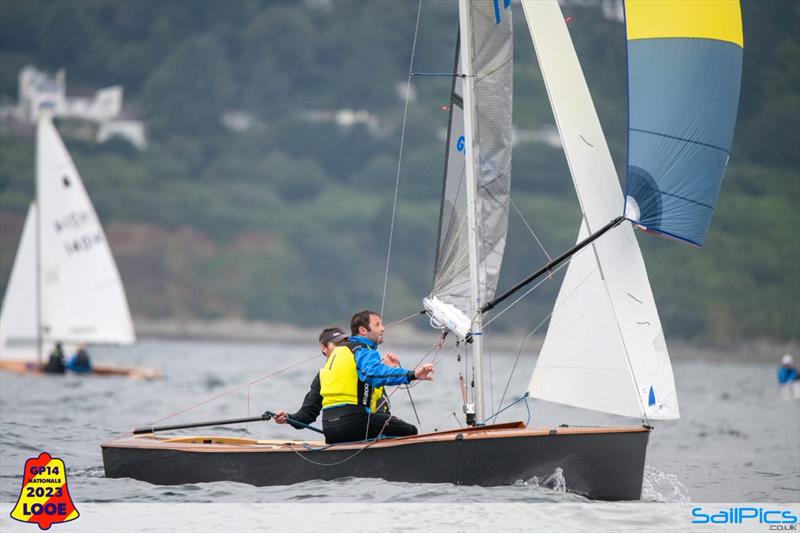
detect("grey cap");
top-left (319, 327), bottom-right (348, 345)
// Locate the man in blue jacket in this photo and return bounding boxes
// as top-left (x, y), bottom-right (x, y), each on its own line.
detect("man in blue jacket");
top-left (778, 354), bottom-right (799, 384)
top-left (320, 310), bottom-right (434, 444)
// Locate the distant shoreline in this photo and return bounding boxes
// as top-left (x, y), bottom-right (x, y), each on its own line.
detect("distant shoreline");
top-left (134, 318), bottom-right (798, 364)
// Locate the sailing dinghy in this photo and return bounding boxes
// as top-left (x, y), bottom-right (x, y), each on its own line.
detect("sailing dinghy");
top-left (102, 0), bottom-right (742, 499)
top-left (0, 115), bottom-right (159, 380)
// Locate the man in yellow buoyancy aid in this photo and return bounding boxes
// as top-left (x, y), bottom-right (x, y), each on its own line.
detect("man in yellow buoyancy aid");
top-left (272, 326), bottom-right (349, 430)
top-left (273, 326), bottom-right (396, 432)
top-left (320, 310), bottom-right (434, 444)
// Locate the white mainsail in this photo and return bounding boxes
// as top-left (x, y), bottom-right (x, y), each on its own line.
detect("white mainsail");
top-left (0, 115), bottom-right (135, 358)
top-left (521, 0), bottom-right (679, 420)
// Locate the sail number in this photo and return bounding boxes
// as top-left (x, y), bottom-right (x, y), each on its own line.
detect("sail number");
top-left (456, 135), bottom-right (465, 152)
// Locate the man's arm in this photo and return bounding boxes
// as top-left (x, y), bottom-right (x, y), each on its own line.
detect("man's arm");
top-left (288, 373), bottom-right (323, 428)
top-left (354, 346), bottom-right (416, 387)
top-left (275, 374), bottom-right (322, 428)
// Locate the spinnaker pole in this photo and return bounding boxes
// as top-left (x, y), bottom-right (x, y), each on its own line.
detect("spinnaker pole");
top-left (481, 215), bottom-right (625, 314)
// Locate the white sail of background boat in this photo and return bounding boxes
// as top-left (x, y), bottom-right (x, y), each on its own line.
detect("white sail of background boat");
top-left (0, 115), bottom-right (156, 379)
top-left (102, 0), bottom-right (742, 499)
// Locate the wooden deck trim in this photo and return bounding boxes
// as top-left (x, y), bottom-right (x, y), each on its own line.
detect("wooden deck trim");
top-left (102, 423), bottom-right (649, 453)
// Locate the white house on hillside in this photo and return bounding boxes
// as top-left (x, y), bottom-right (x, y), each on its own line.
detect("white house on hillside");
top-left (15, 65), bottom-right (147, 149)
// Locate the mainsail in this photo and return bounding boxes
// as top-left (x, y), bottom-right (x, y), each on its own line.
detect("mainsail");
top-left (429, 0), bottom-right (512, 317)
top-left (37, 115), bottom-right (135, 345)
top-left (623, 0), bottom-right (744, 246)
top-left (0, 115), bottom-right (136, 358)
top-left (522, 0), bottom-right (679, 420)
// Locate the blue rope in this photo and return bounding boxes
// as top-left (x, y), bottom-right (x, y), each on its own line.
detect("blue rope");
top-left (286, 416), bottom-right (324, 434)
top-left (485, 392), bottom-right (532, 426)
top-left (265, 411), bottom-right (323, 434)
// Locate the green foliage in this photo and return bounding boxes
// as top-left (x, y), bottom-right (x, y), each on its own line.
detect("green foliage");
top-left (0, 1), bottom-right (797, 344)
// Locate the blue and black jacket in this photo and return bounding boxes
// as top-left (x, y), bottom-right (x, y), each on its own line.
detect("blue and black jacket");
top-left (349, 335), bottom-right (416, 387)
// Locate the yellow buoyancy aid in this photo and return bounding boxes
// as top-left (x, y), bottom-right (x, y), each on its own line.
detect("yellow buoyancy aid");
top-left (320, 344), bottom-right (385, 412)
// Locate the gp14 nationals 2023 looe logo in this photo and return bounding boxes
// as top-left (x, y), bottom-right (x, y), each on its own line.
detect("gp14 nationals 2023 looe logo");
top-left (10, 452), bottom-right (79, 530)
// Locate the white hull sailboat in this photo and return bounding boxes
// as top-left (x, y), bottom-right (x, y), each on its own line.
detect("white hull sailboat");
top-left (102, 0), bottom-right (742, 498)
top-left (0, 115), bottom-right (158, 380)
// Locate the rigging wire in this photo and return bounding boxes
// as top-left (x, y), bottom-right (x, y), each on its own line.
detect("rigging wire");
top-left (482, 256), bottom-right (571, 329)
top-left (492, 261), bottom-right (601, 421)
top-left (510, 196), bottom-right (552, 261)
top-left (110, 353), bottom-right (322, 442)
top-left (385, 310), bottom-right (425, 330)
top-left (380, 0), bottom-right (424, 317)
top-left (486, 392), bottom-right (530, 423)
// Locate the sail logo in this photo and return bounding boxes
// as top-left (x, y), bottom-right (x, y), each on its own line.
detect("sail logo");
top-left (493, 0), bottom-right (511, 24)
top-left (691, 506), bottom-right (798, 528)
top-left (10, 452), bottom-right (79, 530)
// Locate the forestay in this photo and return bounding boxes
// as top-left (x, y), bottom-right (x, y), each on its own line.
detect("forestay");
top-left (36, 115), bottom-right (135, 345)
top-left (623, 0), bottom-right (744, 246)
top-left (429, 0), bottom-right (513, 317)
top-left (521, 0), bottom-right (679, 420)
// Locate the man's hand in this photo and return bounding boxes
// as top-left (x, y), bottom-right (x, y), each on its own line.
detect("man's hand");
top-left (383, 352), bottom-right (401, 367)
top-left (414, 363), bottom-right (435, 381)
top-left (274, 410), bottom-right (289, 424)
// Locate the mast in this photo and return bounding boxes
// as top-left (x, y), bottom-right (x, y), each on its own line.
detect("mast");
top-left (458, 0), bottom-right (485, 423)
top-left (35, 117), bottom-right (43, 364)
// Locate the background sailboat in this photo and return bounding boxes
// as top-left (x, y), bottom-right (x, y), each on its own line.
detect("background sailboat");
top-left (0, 115), bottom-right (158, 379)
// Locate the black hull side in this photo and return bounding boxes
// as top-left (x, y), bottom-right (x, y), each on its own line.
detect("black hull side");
top-left (103, 429), bottom-right (649, 500)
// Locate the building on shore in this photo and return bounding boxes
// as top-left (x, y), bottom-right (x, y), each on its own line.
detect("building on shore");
top-left (2, 65), bottom-right (146, 149)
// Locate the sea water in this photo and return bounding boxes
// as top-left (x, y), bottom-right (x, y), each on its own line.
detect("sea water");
top-left (0, 338), bottom-right (797, 528)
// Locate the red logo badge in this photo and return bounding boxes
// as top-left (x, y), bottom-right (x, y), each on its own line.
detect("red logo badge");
top-left (10, 452), bottom-right (79, 530)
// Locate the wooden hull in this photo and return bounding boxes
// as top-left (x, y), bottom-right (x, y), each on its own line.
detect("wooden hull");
top-left (102, 422), bottom-right (650, 500)
top-left (0, 359), bottom-right (160, 380)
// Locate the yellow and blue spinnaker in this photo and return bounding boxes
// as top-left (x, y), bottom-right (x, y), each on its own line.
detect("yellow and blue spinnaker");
top-left (623, 0), bottom-right (743, 246)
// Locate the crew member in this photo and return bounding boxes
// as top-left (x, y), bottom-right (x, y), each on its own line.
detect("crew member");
top-left (42, 342), bottom-right (66, 374)
top-left (274, 326), bottom-right (397, 431)
top-left (320, 310), bottom-right (434, 444)
top-left (778, 354), bottom-right (799, 384)
top-left (66, 344), bottom-right (92, 374)
top-left (273, 326), bottom-right (348, 430)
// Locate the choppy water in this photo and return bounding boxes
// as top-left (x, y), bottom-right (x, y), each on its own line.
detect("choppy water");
top-left (0, 338), bottom-right (798, 509)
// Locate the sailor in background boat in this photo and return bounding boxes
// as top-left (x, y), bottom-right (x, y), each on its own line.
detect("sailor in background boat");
top-left (320, 310), bottom-right (434, 444)
top-left (42, 342), bottom-right (66, 374)
top-left (66, 343), bottom-right (92, 374)
top-left (778, 354), bottom-right (799, 384)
